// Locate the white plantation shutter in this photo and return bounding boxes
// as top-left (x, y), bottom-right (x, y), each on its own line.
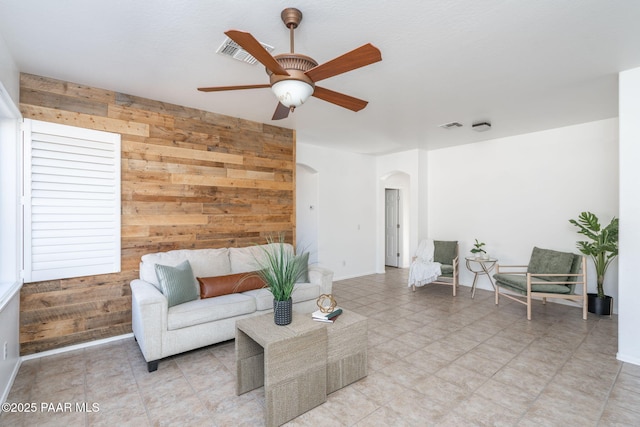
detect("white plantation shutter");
top-left (23, 119), bottom-right (121, 282)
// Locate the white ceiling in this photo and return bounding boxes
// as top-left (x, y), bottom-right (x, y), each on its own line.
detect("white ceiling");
top-left (1, 0), bottom-right (639, 154)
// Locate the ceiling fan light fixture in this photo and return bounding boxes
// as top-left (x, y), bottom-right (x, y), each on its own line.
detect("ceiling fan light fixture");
top-left (271, 79), bottom-right (314, 108)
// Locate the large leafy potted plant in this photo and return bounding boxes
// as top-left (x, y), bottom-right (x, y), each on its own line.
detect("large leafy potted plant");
top-left (255, 233), bottom-right (308, 325)
top-left (569, 211), bottom-right (618, 315)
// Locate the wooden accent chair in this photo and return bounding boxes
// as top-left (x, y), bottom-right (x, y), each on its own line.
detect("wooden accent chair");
top-left (410, 240), bottom-right (459, 296)
top-left (493, 247), bottom-right (587, 320)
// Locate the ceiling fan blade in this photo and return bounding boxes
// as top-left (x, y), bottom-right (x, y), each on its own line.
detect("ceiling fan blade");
top-left (312, 86), bottom-right (368, 112)
top-left (305, 43), bottom-right (382, 83)
top-left (272, 102), bottom-right (290, 120)
top-left (225, 30), bottom-right (290, 76)
top-left (197, 84), bottom-right (270, 92)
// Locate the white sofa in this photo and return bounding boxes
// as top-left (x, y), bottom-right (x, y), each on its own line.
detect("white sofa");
top-left (130, 244), bottom-right (333, 371)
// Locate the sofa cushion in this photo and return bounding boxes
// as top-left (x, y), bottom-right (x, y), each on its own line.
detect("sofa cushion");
top-left (243, 282), bottom-right (321, 311)
top-left (155, 260), bottom-right (199, 307)
top-left (494, 273), bottom-right (572, 294)
top-left (167, 293), bottom-right (256, 330)
top-left (434, 241), bottom-right (457, 265)
top-left (197, 272), bottom-right (265, 299)
top-left (290, 282), bottom-right (321, 303)
top-left (295, 252), bottom-right (310, 283)
top-left (229, 243), bottom-right (294, 274)
top-left (141, 248), bottom-right (231, 290)
top-left (527, 247), bottom-right (574, 282)
top-left (229, 245), bottom-right (265, 274)
top-left (242, 288), bottom-right (274, 311)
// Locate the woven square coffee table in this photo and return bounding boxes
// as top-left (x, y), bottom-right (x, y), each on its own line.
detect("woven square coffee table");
top-left (235, 309), bottom-right (368, 426)
top-left (236, 312), bottom-right (328, 427)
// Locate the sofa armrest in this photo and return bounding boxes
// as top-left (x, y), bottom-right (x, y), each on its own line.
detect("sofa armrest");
top-left (130, 279), bottom-right (167, 363)
top-left (308, 265), bottom-right (334, 295)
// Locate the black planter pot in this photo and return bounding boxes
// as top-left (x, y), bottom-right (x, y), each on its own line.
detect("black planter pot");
top-left (273, 298), bottom-right (293, 325)
top-left (587, 293), bottom-right (613, 316)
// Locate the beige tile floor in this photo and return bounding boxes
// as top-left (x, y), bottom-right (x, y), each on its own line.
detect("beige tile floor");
top-left (2, 268), bottom-right (640, 426)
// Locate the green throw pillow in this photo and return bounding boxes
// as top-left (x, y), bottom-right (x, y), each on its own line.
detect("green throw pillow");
top-left (295, 252), bottom-right (310, 283)
top-left (155, 260), bottom-right (199, 307)
top-left (434, 241), bottom-right (458, 265)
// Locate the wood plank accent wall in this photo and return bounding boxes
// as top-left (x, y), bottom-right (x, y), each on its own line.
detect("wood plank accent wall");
top-left (19, 73), bottom-right (296, 355)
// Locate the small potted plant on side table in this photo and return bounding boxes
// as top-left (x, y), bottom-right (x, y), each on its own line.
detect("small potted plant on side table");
top-left (470, 239), bottom-right (488, 260)
top-left (569, 211), bottom-right (618, 315)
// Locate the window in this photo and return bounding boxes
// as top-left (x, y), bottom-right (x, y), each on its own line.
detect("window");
top-left (23, 119), bottom-right (121, 282)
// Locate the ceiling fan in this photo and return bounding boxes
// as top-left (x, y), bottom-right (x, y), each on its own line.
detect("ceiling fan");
top-left (197, 7), bottom-right (382, 120)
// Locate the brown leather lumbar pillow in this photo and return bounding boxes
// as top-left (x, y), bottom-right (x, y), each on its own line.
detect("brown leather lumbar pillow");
top-left (197, 272), bottom-right (266, 299)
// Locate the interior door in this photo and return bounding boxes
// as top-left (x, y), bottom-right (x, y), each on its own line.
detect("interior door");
top-left (385, 188), bottom-right (400, 267)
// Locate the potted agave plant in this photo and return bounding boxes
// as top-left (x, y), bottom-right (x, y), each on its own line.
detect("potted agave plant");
top-left (255, 233), bottom-right (308, 325)
top-left (569, 211), bottom-right (618, 315)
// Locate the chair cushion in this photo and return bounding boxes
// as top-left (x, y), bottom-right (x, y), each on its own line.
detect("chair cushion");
top-left (567, 254), bottom-right (583, 282)
top-left (494, 273), bottom-right (572, 294)
top-left (197, 272), bottom-right (265, 299)
top-left (527, 247), bottom-right (575, 282)
top-left (434, 241), bottom-right (457, 264)
top-left (440, 264), bottom-right (454, 276)
top-left (154, 260), bottom-right (199, 307)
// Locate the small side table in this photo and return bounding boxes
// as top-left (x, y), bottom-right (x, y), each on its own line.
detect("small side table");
top-left (465, 257), bottom-right (498, 299)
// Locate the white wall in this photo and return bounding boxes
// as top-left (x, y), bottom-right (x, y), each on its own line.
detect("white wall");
top-left (297, 143), bottom-right (377, 279)
top-left (618, 67), bottom-right (640, 365)
top-left (296, 163), bottom-right (319, 264)
top-left (427, 118), bottom-right (620, 308)
top-left (418, 149), bottom-right (429, 244)
top-left (0, 33), bottom-right (19, 106)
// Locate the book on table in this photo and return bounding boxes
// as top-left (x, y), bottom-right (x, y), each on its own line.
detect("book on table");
top-left (311, 307), bottom-right (343, 322)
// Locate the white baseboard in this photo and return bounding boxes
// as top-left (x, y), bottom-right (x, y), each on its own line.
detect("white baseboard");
top-left (617, 352), bottom-right (640, 367)
top-left (1, 358), bottom-right (20, 405)
top-left (334, 271), bottom-right (378, 281)
top-left (21, 333), bottom-right (134, 361)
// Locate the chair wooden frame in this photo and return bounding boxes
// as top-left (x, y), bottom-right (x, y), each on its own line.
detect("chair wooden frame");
top-left (494, 256), bottom-right (587, 320)
top-left (411, 244), bottom-right (459, 296)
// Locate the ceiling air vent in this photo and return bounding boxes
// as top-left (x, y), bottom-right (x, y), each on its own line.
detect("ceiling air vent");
top-left (438, 121), bottom-right (463, 129)
top-left (216, 37), bottom-right (274, 65)
top-left (472, 122), bottom-right (492, 132)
